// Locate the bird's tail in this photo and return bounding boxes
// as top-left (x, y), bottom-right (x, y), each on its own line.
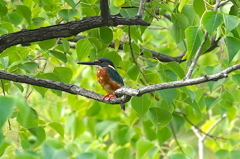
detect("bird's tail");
top-left (120, 103), bottom-right (125, 111)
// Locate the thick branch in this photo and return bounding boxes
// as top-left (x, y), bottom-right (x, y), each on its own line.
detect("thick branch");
top-left (100, 0), bottom-right (110, 22)
top-left (0, 16), bottom-right (150, 53)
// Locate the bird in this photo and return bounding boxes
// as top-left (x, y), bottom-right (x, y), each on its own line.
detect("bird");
top-left (77, 58), bottom-right (125, 110)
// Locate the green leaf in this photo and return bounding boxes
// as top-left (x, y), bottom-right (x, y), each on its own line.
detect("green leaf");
top-left (18, 62), bottom-right (38, 73)
top-left (182, 5), bottom-right (195, 25)
top-left (32, 17), bottom-right (45, 26)
top-left (184, 98), bottom-right (201, 115)
top-left (178, 0), bottom-right (189, 12)
top-left (39, 39), bottom-right (56, 49)
top-left (16, 5), bottom-right (31, 25)
top-left (193, 0), bottom-right (205, 17)
top-left (120, 8), bottom-right (138, 17)
top-left (114, 148), bottom-right (132, 159)
top-left (157, 88), bottom-right (177, 104)
top-left (224, 15), bottom-right (239, 33)
top-left (111, 126), bottom-right (135, 145)
top-left (127, 65), bottom-right (140, 80)
top-left (99, 27), bottom-right (113, 44)
top-left (64, 0), bottom-right (76, 9)
top-left (220, 91), bottom-right (234, 109)
top-left (168, 153), bottom-right (188, 159)
top-left (151, 1), bottom-right (173, 13)
top-left (32, 73), bottom-right (48, 97)
top-left (185, 26), bottom-right (204, 59)
top-left (53, 67), bottom-right (73, 83)
top-left (0, 3), bottom-right (7, 16)
top-left (76, 38), bottom-right (93, 61)
top-left (225, 36), bottom-right (240, 63)
top-left (0, 96), bottom-right (14, 128)
top-left (232, 74), bottom-right (240, 85)
top-left (7, 11), bottom-right (23, 25)
top-left (58, 9), bottom-right (77, 21)
top-left (148, 107), bottom-right (172, 130)
top-left (42, 144), bottom-right (69, 159)
top-left (65, 114), bottom-right (85, 140)
top-left (157, 127), bottom-right (172, 145)
top-left (204, 96), bottom-right (221, 111)
top-left (170, 13), bottom-right (189, 43)
top-left (49, 122), bottom-right (64, 138)
top-left (49, 50), bottom-right (67, 63)
top-left (95, 121), bottom-right (117, 138)
top-left (77, 153), bottom-right (96, 159)
top-left (131, 95), bottom-right (150, 116)
top-left (167, 62), bottom-right (185, 79)
top-left (202, 11), bottom-right (223, 34)
top-left (28, 126), bottom-right (46, 144)
top-left (136, 139), bottom-right (154, 159)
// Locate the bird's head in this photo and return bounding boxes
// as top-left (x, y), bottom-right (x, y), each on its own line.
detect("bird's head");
top-left (77, 58), bottom-right (115, 69)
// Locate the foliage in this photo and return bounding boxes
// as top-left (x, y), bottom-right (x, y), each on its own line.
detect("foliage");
top-left (0, 0), bottom-right (240, 159)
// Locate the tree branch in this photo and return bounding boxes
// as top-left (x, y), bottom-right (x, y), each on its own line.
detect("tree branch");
top-left (1, 64), bottom-right (240, 105)
top-left (115, 64), bottom-right (240, 96)
top-left (0, 16), bottom-right (150, 53)
top-left (137, 0), bottom-right (146, 17)
top-left (184, 32), bottom-right (209, 79)
top-left (100, 0), bottom-right (110, 22)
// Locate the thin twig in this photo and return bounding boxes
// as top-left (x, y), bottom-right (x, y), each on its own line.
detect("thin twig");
top-left (184, 32), bottom-right (208, 80)
top-left (128, 26), bottom-right (149, 84)
top-left (170, 122), bottom-right (187, 156)
top-left (1, 79), bottom-right (5, 96)
top-left (181, 113), bottom-right (228, 140)
top-left (137, 0), bottom-right (146, 17)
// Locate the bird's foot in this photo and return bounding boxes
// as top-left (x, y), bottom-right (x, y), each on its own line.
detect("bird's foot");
top-left (102, 94), bottom-right (115, 100)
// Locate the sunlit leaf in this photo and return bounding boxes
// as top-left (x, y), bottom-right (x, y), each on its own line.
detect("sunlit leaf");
top-left (202, 11), bottom-right (223, 34)
top-left (193, 0), bottom-right (205, 17)
top-left (53, 67), bottom-right (73, 83)
top-left (76, 38), bottom-right (93, 61)
top-left (49, 122), bottom-right (64, 138)
top-left (224, 15), bottom-right (239, 33)
top-left (114, 148), bottom-right (132, 159)
top-left (185, 26), bottom-right (204, 59)
top-left (16, 5), bottom-right (31, 25)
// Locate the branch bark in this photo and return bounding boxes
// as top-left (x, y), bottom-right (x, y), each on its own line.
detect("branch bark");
top-left (1, 64), bottom-right (239, 105)
top-left (0, 16), bottom-right (150, 53)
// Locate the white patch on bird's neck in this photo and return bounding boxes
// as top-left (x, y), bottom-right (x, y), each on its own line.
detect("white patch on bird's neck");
top-left (94, 65), bottom-right (102, 69)
top-left (108, 65), bottom-right (115, 70)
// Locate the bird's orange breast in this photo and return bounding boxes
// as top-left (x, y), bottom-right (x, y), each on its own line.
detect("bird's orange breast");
top-left (97, 68), bottom-right (121, 95)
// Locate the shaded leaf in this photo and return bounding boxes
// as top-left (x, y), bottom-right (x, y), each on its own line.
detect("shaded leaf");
top-left (0, 96), bottom-right (14, 128)
top-left (131, 95), bottom-right (150, 116)
top-left (225, 36), bottom-right (240, 63)
top-left (148, 107), bottom-right (172, 130)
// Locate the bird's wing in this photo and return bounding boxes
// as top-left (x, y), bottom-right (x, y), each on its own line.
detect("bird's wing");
top-left (106, 67), bottom-right (124, 86)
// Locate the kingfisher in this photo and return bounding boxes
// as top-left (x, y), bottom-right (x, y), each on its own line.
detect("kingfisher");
top-left (77, 58), bottom-right (125, 110)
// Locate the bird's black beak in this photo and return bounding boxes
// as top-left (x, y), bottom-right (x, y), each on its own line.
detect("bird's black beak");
top-left (77, 61), bottom-right (96, 66)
